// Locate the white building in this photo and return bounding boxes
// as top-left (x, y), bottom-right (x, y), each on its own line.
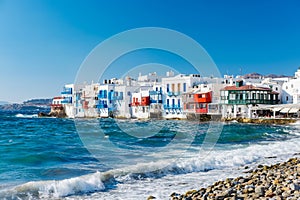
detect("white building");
top-left (97, 83), bottom-right (116, 118)
top-left (61, 84), bottom-right (75, 118)
top-left (161, 73), bottom-right (201, 119)
top-left (281, 68), bottom-right (300, 104)
top-left (77, 83), bottom-right (100, 118)
top-left (149, 83), bottom-right (163, 118)
top-left (113, 84), bottom-right (139, 118)
top-left (131, 87), bottom-right (151, 119)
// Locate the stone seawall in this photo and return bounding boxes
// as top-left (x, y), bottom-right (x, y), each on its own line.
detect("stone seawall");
top-left (222, 118), bottom-right (297, 125)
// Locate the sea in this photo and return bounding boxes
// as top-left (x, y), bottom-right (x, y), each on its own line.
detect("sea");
top-left (1, 109), bottom-right (300, 200)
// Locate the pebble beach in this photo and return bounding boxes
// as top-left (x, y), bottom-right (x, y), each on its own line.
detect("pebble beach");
top-left (169, 157), bottom-right (300, 200)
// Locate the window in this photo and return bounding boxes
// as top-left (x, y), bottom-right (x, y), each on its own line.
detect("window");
top-left (183, 83), bottom-right (187, 92)
top-left (167, 99), bottom-right (169, 106)
top-left (177, 83), bottom-right (181, 92)
top-left (172, 99), bottom-right (175, 107)
top-left (127, 91), bottom-right (131, 96)
top-left (286, 96), bottom-right (289, 101)
top-left (178, 99), bottom-right (181, 107)
top-left (172, 84), bottom-right (175, 92)
top-left (275, 87), bottom-right (278, 91)
top-left (167, 84), bottom-right (170, 92)
top-left (229, 93), bottom-right (235, 100)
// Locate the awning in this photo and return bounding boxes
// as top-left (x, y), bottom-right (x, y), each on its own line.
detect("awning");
top-left (272, 107), bottom-right (282, 112)
top-left (280, 108), bottom-right (290, 113)
top-left (289, 108), bottom-right (299, 113)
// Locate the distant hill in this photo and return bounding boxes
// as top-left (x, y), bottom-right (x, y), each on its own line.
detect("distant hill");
top-left (244, 72), bottom-right (291, 79)
top-left (23, 99), bottom-right (52, 106)
top-left (0, 101), bottom-right (9, 105)
top-left (0, 98), bottom-right (51, 111)
top-left (243, 73), bottom-right (263, 79)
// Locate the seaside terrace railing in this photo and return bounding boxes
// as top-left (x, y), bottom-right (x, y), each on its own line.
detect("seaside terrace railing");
top-left (227, 99), bottom-right (279, 105)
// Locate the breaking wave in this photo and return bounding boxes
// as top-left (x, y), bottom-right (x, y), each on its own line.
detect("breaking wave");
top-left (1, 136), bottom-right (300, 199)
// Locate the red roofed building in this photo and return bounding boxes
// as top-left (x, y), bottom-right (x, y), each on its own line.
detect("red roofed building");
top-left (220, 80), bottom-right (279, 118)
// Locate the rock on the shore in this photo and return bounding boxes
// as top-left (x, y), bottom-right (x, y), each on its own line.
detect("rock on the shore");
top-left (170, 157), bottom-right (300, 200)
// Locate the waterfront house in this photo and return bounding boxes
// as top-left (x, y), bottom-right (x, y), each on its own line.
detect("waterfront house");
top-left (220, 80), bottom-right (279, 118)
top-left (281, 68), bottom-right (300, 104)
top-left (79, 83), bottom-right (100, 118)
top-left (96, 82), bottom-right (116, 118)
top-left (149, 83), bottom-right (163, 118)
top-left (51, 96), bottom-right (64, 112)
top-left (182, 90), bottom-right (212, 120)
top-left (131, 87), bottom-right (151, 119)
top-left (161, 72), bottom-right (201, 119)
top-left (61, 84), bottom-right (75, 118)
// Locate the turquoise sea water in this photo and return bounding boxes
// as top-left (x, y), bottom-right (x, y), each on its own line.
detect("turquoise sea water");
top-left (0, 110), bottom-right (300, 199)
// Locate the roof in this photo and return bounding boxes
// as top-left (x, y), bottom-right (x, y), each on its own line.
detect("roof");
top-left (222, 85), bottom-right (273, 92)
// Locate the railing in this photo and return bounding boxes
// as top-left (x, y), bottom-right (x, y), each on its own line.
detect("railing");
top-left (163, 105), bottom-right (181, 109)
top-left (227, 99), bottom-right (279, 105)
top-left (61, 88), bottom-right (72, 95)
top-left (150, 100), bottom-right (163, 104)
top-left (96, 104), bottom-right (108, 109)
top-left (61, 97), bottom-right (72, 104)
top-left (167, 92), bottom-right (180, 96)
top-left (98, 94), bottom-right (107, 99)
top-left (167, 92), bottom-right (174, 96)
top-left (149, 91), bottom-right (162, 95)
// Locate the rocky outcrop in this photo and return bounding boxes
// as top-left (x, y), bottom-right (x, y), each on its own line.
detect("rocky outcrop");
top-left (38, 107), bottom-right (66, 118)
top-left (170, 157), bottom-right (300, 200)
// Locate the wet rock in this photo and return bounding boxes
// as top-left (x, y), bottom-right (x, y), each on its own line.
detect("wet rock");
top-left (255, 186), bottom-right (265, 196)
top-left (147, 195), bottom-right (156, 200)
top-left (289, 183), bottom-right (300, 191)
top-left (169, 158), bottom-right (300, 200)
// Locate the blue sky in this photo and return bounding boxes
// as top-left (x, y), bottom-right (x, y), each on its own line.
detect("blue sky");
top-left (1, 0), bottom-right (300, 102)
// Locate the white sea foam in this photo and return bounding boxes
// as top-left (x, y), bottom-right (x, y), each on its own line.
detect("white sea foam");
top-left (0, 171), bottom-right (106, 199)
top-left (15, 113), bottom-right (38, 118)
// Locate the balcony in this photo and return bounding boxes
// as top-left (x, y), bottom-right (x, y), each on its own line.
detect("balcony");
top-left (61, 97), bottom-right (72, 104)
top-left (96, 104), bottom-right (108, 109)
top-left (98, 90), bottom-right (108, 99)
top-left (225, 99), bottom-right (279, 105)
top-left (149, 91), bottom-right (162, 95)
top-left (167, 92), bottom-right (180, 96)
top-left (150, 100), bottom-right (163, 104)
top-left (167, 92), bottom-right (174, 96)
top-left (163, 105), bottom-right (181, 110)
top-left (98, 94), bottom-right (107, 99)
